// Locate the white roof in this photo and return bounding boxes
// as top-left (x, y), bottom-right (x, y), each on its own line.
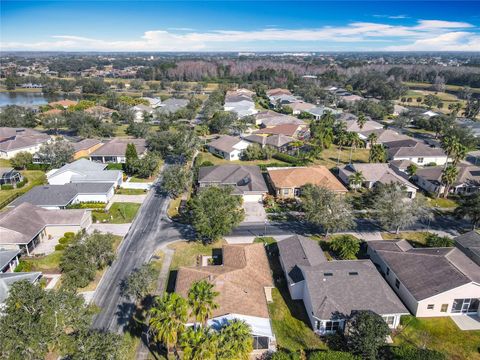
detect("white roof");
top-left (206, 314), bottom-right (274, 338)
top-left (423, 110), bottom-right (439, 117)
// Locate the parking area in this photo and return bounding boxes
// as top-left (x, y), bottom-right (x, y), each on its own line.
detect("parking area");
top-left (242, 200), bottom-right (267, 223)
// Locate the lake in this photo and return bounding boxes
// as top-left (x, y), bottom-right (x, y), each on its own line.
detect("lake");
top-left (0, 92), bottom-right (61, 107)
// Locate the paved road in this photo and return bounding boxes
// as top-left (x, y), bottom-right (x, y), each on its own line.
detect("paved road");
top-left (91, 176), bottom-right (189, 332)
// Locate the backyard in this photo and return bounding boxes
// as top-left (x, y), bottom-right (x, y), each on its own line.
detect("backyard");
top-left (393, 315), bottom-right (480, 360)
top-left (381, 231), bottom-right (430, 247)
top-left (168, 239), bottom-right (225, 270)
top-left (0, 168), bottom-right (46, 208)
top-left (92, 202), bottom-right (141, 223)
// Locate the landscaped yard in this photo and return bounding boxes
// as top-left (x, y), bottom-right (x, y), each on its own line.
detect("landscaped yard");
top-left (420, 194), bottom-right (459, 209)
top-left (381, 231), bottom-right (430, 246)
top-left (196, 151), bottom-right (289, 167)
top-left (116, 188), bottom-right (147, 195)
top-left (168, 239), bottom-right (225, 270)
top-left (313, 145), bottom-right (370, 169)
top-left (393, 316), bottom-right (480, 360)
top-left (92, 202), bottom-right (141, 223)
top-left (167, 196), bottom-right (182, 219)
top-left (0, 169), bottom-right (46, 207)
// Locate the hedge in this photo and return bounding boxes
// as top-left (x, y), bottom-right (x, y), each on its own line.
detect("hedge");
top-left (272, 153), bottom-right (309, 166)
top-left (16, 179), bottom-right (27, 188)
top-left (55, 244), bottom-right (66, 251)
top-left (1, 184), bottom-right (14, 190)
top-left (106, 163), bottom-right (124, 170)
top-left (26, 163), bottom-right (50, 171)
top-left (67, 202), bottom-right (106, 209)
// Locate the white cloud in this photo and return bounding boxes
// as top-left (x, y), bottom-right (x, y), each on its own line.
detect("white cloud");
top-left (1, 19), bottom-right (478, 51)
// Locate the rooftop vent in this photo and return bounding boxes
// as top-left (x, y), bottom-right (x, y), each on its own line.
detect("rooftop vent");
top-left (324, 272), bottom-right (333, 277)
top-left (348, 272), bottom-right (359, 276)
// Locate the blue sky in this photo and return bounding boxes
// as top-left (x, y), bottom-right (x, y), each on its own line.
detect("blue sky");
top-left (1, 1), bottom-right (479, 51)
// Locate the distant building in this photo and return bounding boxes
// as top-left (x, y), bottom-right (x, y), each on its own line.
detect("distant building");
top-left (0, 128), bottom-right (51, 159)
top-left (207, 135), bottom-right (250, 161)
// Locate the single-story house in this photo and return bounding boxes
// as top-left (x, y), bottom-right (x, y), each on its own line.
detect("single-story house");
top-left (287, 101), bottom-right (316, 115)
top-left (47, 158), bottom-right (122, 187)
top-left (0, 128), bottom-right (51, 159)
top-left (0, 202), bottom-right (91, 255)
top-left (343, 119), bottom-right (383, 133)
top-left (340, 94), bottom-right (364, 104)
top-left (393, 105), bottom-right (408, 116)
top-left (338, 163), bottom-right (418, 198)
top-left (9, 182), bottom-right (115, 209)
top-left (207, 135), bottom-right (250, 161)
top-left (72, 139), bottom-right (103, 159)
top-left (224, 99), bottom-right (257, 118)
top-left (198, 165), bottom-right (268, 203)
top-left (85, 105), bottom-right (116, 120)
top-left (141, 97), bottom-right (162, 108)
top-left (0, 249), bottom-right (21, 273)
top-left (278, 235), bottom-right (408, 335)
top-left (48, 99), bottom-right (78, 109)
top-left (389, 159), bottom-right (416, 174)
top-left (0, 168), bottom-right (23, 186)
top-left (455, 231), bottom-right (480, 266)
top-left (385, 141), bottom-right (447, 166)
top-left (414, 164), bottom-right (480, 195)
top-left (156, 98), bottom-right (189, 115)
top-left (359, 129), bottom-right (411, 148)
top-left (254, 111), bottom-right (305, 127)
top-left (175, 243), bottom-right (276, 352)
top-left (90, 138), bottom-right (147, 163)
top-left (307, 107), bottom-right (343, 120)
top-left (0, 271), bottom-right (42, 307)
top-left (131, 104), bottom-right (154, 122)
top-left (267, 166), bottom-right (347, 199)
top-left (243, 134), bottom-right (295, 153)
top-left (367, 239), bottom-right (480, 317)
top-left (254, 123), bottom-right (307, 138)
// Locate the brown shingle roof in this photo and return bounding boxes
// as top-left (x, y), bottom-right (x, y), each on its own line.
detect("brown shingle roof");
top-left (254, 124), bottom-right (303, 137)
top-left (267, 166), bottom-right (347, 192)
top-left (175, 243), bottom-right (273, 319)
top-left (48, 99), bottom-right (78, 108)
top-left (90, 138), bottom-right (147, 157)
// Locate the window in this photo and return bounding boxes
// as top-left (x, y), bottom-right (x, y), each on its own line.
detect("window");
top-left (325, 321), bottom-right (341, 332)
top-left (386, 267), bottom-right (390, 275)
top-left (417, 157), bottom-right (424, 164)
top-left (383, 316), bottom-right (395, 327)
top-left (282, 188), bottom-right (290, 195)
top-left (441, 304), bottom-right (448, 312)
top-left (253, 336), bottom-right (269, 350)
top-left (395, 278), bottom-right (400, 289)
top-left (427, 304), bottom-right (434, 310)
top-left (452, 298), bottom-right (480, 313)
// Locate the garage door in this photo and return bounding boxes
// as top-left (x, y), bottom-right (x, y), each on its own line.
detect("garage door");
top-left (243, 194), bottom-right (263, 203)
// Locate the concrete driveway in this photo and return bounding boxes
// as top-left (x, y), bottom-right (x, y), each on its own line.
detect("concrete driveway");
top-left (242, 201), bottom-right (267, 223)
top-left (88, 223), bottom-right (131, 236)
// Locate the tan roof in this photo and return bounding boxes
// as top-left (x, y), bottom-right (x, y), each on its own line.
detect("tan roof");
top-left (48, 99), bottom-right (78, 108)
top-left (267, 166), bottom-right (347, 192)
top-left (85, 105), bottom-right (115, 114)
top-left (91, 138), bottom-right (147, 157)
top-left (266, 88), bottom-right (292, 96)
top-left (175, 243), bottom-right (273, 319)
top-left (288, 102), bottom-right (316, 112)
top-left (254, 123), bottom-right (303, 137)
top-left (42, 108), bottom-right (63, 116)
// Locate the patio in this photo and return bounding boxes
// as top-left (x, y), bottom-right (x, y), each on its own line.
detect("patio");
top-left (451, 314), bottom-right (480, 330)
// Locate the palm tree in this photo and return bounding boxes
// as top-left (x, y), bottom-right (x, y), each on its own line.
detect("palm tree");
top-left (356, 113), bottom-right (367, 130)
top-left (348, 171), bottom-right (365, 192)
top-left (369, 144), bottom-right (387, 163)
top-left (180, 327), bottom-right (217, 360)
top-left (336, 131), bottom-right (349, 165)
top-left (217, 320), bottom-right (253, 360)
top-left (441, 165), bottom-right (459, 198)
top-left (367, 132), bottom-right (378, 148)
top-left (187, 280), bottom-right (219, 327)
top-left (441, 135), bottom-right (465, 168)
top-left (406, 163), bottom-right (418, 178)
top-left (149, 293), bottom-right (189, 355)
top-left (347, 132), bottom-right (363, 163)
top-left (448, 102), bottom-right (462, 117)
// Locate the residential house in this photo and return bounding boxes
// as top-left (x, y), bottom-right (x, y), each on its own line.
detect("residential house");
top-left (385, 140), bottom-right (448, 166)
top-left (393, 105), bottom-right (408, 116)
top-left (422, 110), bottom-right (439, 118)
top-left (41, 108), bottom-right (63, 117)
top-left (288, 101), bottom-right (316, 115)
top-left (266, 89), bottom-right (297, 105)
top-left (9, 182), bottom-right (115, 209)
top-left (72, 139), bottom-right (103, 160)
top-left (359, 129), bottom-right (411, 148)
top-left (0, 202), bottom-right (91, 255)
top-left (0, 272), bottom-right (42, 307)
top-left (0, 128), bottom-right (51, 159)
top-left (0, 168), bottom-right (23, 186)
top-left (414, 164), bottom-right (480, 195)
top-left (198, 165), bottom-right (268, 203)
top-left (47, 158), bottom-right (122, 187)
top-left (277, 235), bottom-right (408, 335)
top-left (0, 249), bottom-right (21, 273)
top-left (224, 89), bottom-right (257, 118)
top-left (254, 123), bottom-right (308, 139)
top-left (141, 97), bottom-right (162, 108)
top-left (243, 134), bottom-right (295, 153)
top-left (343, 119), bottom-right (384, 133)
top-left (48, 99), bottom-right (78, 109)
top-left (85, 105), bottom-right (116, 120)
top-left (338, 163), bottom-right (418, 198)
top-left (267, 166), bottom-right (347, 199)
top-left (307, 106), bottom-right (342, 120)
top-left (175, 243), bottom-right (276, 352)
top-left (340, 94), bottom-right (364, 104)
top-left (389, 159), bottom-right (416, 174)
top-left (131, 104), bottom-right (154, 122)
top-left (455, 231), bottom-right (480, 266)
top-left (254, 111), bottom-right (306, 127)
top-left (367, 239), bottom-right (480, 317)
top-left (156, 98), bottom-right (189, 115)
top-left (207, 135), bottom-right (250, 161)
top-left (89, 138), bottom-right (147, 163)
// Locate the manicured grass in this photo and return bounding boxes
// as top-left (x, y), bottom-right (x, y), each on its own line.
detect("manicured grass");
top-left (254, 236), bottom-right (277, 245)
top-left (381, 231), bottom-right (430, 246)
top-left (197, 151), bottom-right (289, 166)
top-left (168, 239), bottom-right (225, 270)
top-left (269, 287), bottom-right (327, 352)
top-left (423, 196), bottom-right (458, 209)
top-left (393, 316), bottom-right (480, 360)
top-left (130, 176), bottom-right (153, 183)
top-left (114, 124), bottom-right (129, 137)
top-left (0, 170), bottom-right (46, 207)
top-left (115, 188), bottom-right (147, 195)
top-left (24, 251), bottom-right (64, 273)
top-left (167, 196), bottom-right (182, 219)
top-left (313, 145), bottom-right (370, 169)
top-left (92, 202), bottom-right (141, 223)
top-left (0, 159), bottom-right (11, 167)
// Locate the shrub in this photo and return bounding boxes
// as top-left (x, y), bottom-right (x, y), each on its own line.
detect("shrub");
top-left (58, 237), bottom-right (68, 245)
top-left (106, 163), bottom-right (124, 170)
top-left (271, 350), bottom-right (302, 360)
top-left (55, 244), bottom-right (66, 251)
top-left (26, 163), bottom-right (50, 171)
top-left (64, 232), bottom-right (75, 239)
top-left (16, 179), bottom-right (27, 188)
top-left (309, 351), bottom-right (358, 360)
top-left (200, 161), bottom-right (214, 167)
top-left (330, 235), bottom-right (360, 260)
top-left (14, 260), bottom-right (32, 272)
top-left (1, 184), bottom-right (14, 190)
top-left (388, 345), bottom-right (446, 360)
top-left (272, 153), bottom-right (309, 166)
top-left (67, 202), bottom-right (106, 209)
top-left (426, 233), bottom-right (454, 248)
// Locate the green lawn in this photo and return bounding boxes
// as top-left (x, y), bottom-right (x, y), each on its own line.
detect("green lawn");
top-left (168, 239), bottom-right (225, 270)
top-left (115, 188), bottom-right (147, 195)
top-left (313, 145), bottom-right (370, 169)
top-left (22, 251), bottom-right (64, 273)
top-left (130, 176), bottom-right (153, 183)
top-left (393, 316), bottom-right (480, 360)
top-left (167, 196), bottom-right (182, 219)
top-left (196, 151), bottom-right (289, 167)
top-left (92, 202), bottom-right (141, 223)
top-left (381, 231), bottom-right (430, 246)
top-left (402, 81), bottom-right (480, 94)
top-left (0, 170), bottom-right (46, 208)
top-left (423, 195), bottom-right (459, 209)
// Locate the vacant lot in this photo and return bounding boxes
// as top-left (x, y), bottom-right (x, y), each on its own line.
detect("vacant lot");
top-left (92, 202), bottom-right (141, 223)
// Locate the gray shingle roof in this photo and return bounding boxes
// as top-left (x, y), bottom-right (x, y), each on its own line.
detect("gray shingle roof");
top-left (198, 165), bottom-right (268, 195)
top-left (416, 165), bottom-right (480, 187)
top-left (90, 138), bottom-right (147, 157)
top-left (277, 235), bottom-right (327, 283)
top-left (10, 183), bottom-right (113, 207)
top-left (386, 142), bottom-right (445, 159)
top-left (0, 249), bottom-right (21, 271)
top-left (50, 158), bottom-right (106, 175)
top-left (0, 272), bottom-right (42, 304)
top-left (455, 231), bottom-right (480, 266)
top-left (368, 240), bottom-right (480, 300)
top-left (208, 135), bottom-right (243, 153)
top-left (72, 139), bottom-right (102, 152)
top-left (301, 260), bottom-right (408, 319)
top-left (157, 98), bottom-right (189, 114)
top-left (244, 134), bottom-right (294, 149)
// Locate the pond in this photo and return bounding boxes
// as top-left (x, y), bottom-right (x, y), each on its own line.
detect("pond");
top-left (0, 92), bottom-right (61, 107)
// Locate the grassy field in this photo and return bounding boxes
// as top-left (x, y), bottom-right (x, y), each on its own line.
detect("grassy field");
top-left (420, 194), bottom-right (458, 209)
top-left (92, 202), bottom-right (141, 223)
top-left (168, 239), bottom-right (225, 270)
top-left (196, 151), bottom-right (289, 167)
top-left (402, 81), bottom-right (480, 94)
top-left (313, 145), bottom-right (370, 169)
top-left (381, 231), bottom-right (430, 246)
top-left (0, 170), bottom-right (46, 207)
top-left (393, 316), bottom-right (480, 360)
top-left (130, 176), bottom-right (153, 183)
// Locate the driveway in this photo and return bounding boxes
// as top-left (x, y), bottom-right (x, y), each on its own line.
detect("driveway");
top-left (88, 223), bottom-right (132, 237)
top-left (242, 201), bottom-right (267, 223)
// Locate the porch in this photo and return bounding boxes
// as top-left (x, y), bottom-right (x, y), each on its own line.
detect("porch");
top-left (450, 314), bottom-right (480, 331)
